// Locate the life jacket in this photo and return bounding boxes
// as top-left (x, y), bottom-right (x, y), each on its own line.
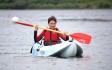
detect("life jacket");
top-left (43, 28), bottom-right (61, 46)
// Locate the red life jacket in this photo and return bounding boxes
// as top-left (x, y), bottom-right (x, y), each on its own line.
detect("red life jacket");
top-left (35, 28), bottom-right (67, 46)
top-left (43, 28), bottom-right (60, 45)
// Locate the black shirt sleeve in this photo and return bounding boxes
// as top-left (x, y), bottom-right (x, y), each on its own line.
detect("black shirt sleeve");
top-left (65, 36), bottom-right (69, 41)
top-left (34, 31), bottom-right (37, 43)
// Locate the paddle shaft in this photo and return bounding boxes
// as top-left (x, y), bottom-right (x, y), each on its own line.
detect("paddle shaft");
top-left (15, 22), bottom-right (69, 35)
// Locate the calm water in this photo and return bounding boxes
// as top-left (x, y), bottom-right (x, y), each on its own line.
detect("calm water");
top-left (0, 9), bottom-right (112, 70)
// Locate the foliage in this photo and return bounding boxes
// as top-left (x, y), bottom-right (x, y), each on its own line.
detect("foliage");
top-left (0, 0), bottom-right (112, 9)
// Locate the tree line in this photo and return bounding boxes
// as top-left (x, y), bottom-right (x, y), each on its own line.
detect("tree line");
top-left (0, 0), bottom-right (112, 9)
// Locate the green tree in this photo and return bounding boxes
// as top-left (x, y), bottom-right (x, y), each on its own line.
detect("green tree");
top-left (14, 0), bottom-right (28, 9)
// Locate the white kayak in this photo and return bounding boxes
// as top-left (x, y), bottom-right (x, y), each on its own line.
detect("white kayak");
top-left (31, 40), bottom-right (83, 58)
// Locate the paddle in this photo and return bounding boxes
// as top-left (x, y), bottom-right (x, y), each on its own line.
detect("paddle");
top-left (12, 21), bottom-right (92, 44)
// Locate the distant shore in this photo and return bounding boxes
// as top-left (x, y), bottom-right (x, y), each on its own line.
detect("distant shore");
top-left (0, 0), bottom-right (112, 9)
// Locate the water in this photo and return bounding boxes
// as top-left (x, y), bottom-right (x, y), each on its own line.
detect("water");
top-left (0, 9), bottom-right (112, 70)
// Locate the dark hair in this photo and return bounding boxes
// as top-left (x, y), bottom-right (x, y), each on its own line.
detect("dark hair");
top-left (48, 16), bottom-right (57, 23)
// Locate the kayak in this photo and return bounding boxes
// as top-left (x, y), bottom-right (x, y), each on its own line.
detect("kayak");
top-left (31, 40), bottom-right (83, 58)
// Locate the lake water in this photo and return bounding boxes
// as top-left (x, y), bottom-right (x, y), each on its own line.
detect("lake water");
top-left (0, 9), bottom-right (112, 70)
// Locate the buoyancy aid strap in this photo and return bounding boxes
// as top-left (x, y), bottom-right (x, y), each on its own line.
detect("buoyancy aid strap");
top-left (44, 40), bottom-right (58, 42)
top-left (50, 30), bottom-right (52, 44)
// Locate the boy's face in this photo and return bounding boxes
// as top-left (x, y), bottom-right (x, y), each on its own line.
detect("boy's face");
top-left (48, 20), bottom-right (56, 29)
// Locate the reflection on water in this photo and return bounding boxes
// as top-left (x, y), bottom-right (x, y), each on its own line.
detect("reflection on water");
top-left (0, 9), bottom-right (112, 70)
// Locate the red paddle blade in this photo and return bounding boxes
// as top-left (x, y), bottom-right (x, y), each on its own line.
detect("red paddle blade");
top-left (70, 33), bottom-right (92, 44)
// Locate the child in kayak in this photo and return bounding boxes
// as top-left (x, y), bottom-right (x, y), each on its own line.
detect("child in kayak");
top-left (34, 16), bottom-right (69, 46)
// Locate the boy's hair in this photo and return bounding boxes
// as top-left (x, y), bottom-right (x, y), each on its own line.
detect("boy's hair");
top-left (48, 16), bottom-right (57, 23)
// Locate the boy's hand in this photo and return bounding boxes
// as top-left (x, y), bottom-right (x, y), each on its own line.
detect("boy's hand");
top-left (33, 24), bottom-right (38, 31)
top-left (63, 32), bottom-right (69, 36)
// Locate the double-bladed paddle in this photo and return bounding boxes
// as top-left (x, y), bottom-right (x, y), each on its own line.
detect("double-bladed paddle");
top-left (12, 21), bottom-right (92, 44)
